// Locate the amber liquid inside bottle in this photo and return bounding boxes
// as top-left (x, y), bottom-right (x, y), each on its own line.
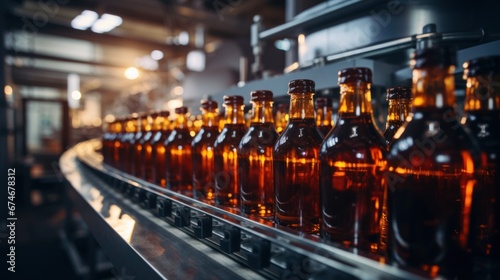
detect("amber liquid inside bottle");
top-left (387, 58), bottom-right (478, 278)
top-left (320, 82), bottom-right (387, 252)
top-left (239, 93), bottom-right (278, 218)
top-left (274, 88), bottom-right (323, 233)
top-left (165, 108), bottom-right (193, 195)
top-left (214, 97), bottom-right (247, 208)
top-left (152, 115), bottom-right (171, 187)
top-left (464, 69), bottom-right (500, 259)
top-left (384, 96), bottom-right (412, 145)
top-left (192, 103), bottom-right (219, 202)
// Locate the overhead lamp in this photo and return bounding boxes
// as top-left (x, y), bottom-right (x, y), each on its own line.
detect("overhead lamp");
top-left (4, 85), bottom-right (13, 95)
top-left (186, 50), bottom-right (206, 72)
top-left (151, 50), bottom-right (164, 61)
top-left (71, 90), bottom-right (82, 100)
top-left (124, 67), bottom-right (139, 80)
top-left (71, 10), bottom-right (122, 33)
top-left (71, 10), bottom-right (98, 30)
top-left (91, 13), bottom-right (123, 33)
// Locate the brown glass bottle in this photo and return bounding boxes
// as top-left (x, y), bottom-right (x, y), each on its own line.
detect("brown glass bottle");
top-left (274, 80), bottom-right (323, 233)
top-left (131, 113), bottom-right (146, 177)
top-left (137, 112), bottom-right (154, 178)
top-left (386, 46), bottom-right (480, 279)
top-left (383, 87), bottom-right (412, 145)
top-left (238, 90), bottom-right (279, 218)
top-left (213, 95), bottom-right (247, 208)
top-left (152, 111), bottom-right (171, 187)
top-left (119, 115), bottom-right (137, 173)
top-left (102, 120), bottom-right (115, 165)
top-left (275, 103), bottom-right (289, 135)
top-left (192, 100), bottom-right (219, 202)
top-left (142, 112), bottom-right (163, 182)
top-left (463, 56), bottom-right (500, 259)
top-left (165, 107), bottom-right (193, 195)
top-left (315, 97), bottom-right (334, 137)
top-left (319, 68), bottom-right (387, 252)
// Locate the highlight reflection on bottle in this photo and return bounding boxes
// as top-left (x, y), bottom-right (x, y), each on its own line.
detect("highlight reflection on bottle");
top-left (274, 79), bottom-right (323, 234)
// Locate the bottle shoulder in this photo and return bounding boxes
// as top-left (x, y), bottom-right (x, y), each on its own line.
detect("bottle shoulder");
top-left (214, 125), bottom-right (246, 148)
top-left (388, 108), bottom-right (481, 162)
top-left (274, 120), bottom-right (323, 155)
top-left (321, 116), bottom-right (387, 152)
top-left (192, 127), bottom-right (219, 147)
top-left (165, 128), bottom-right (192, 145)
top-left (239, 125), bottom-right (279, 151)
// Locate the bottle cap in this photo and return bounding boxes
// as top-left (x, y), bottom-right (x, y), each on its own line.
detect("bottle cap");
top-left (175, 106), bottom-right (188, 114)
top-left (315, 97), bottom-right (332, 108)
top-left (223, 95), bottom-right (244, 105)
top-left (200, 99), bottom-right (218, 110)
top-left (411, 46), bottom-right (456, 69)
top-left (386, 87), bottom-right (412, 100)
top-left (159, 110), bottom-right (170, 117)
top-left (338, 67), bottom-right (372, 84)
top-left (288, 79), bottom-right (315, 94)
top-left (463, 56), bottom-right (500, 79)
top-left (251, 90), bottom-right (274, 101)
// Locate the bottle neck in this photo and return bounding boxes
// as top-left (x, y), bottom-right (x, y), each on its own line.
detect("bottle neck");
top-left (161, 117), bottom-right (170, 131)
top-left (289, 93), bottom-right (315, 120)
top-left (224, 104), bottom-right (246, 125)
top-left (202, 109), bottom-right (219, 127)
top-left (136, 118), bottom-right (143, 133)
top-left (175, 113), bottom-right (189, 129)
top-left (316, 106), bottom-right (333, 127)
top-left (338, 83), bottom-right (374, 117)
top-left (145, 116), bottom-right (153, 132)
top-left (386, 99), bottom-right (412, 128)
top-left (412, 66), bottom-right (456, 109)
top-left (251, 100), bottom-right (274, 124)
top-left (464, 75), bottom-right (500, 112)
top-left (127, 120), bottom-right (136, 133)
top-left (151, 115), bottom-right (163, 132)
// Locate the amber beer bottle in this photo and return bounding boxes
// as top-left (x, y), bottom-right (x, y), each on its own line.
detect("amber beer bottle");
top-left (165, 107), bottom-right (193, 195)
top-left (274, 80), bottom-right (323, 233)
top-left (463, 56), bottom-right (500, 259)
top-left (274, 103), bottom-right (289, 135)
top-left (383, 87), bottom-right (412, 145)
top-left (102, 120), bottom-right (115, 165)
top-left (131, 113), bottom-right (146, 177)
top-left (319, 68), bottom-right (387, 251)
top-left (152, 111), bottom-right (171, 187)
top-left (386, 46), bottom-right (479, 278)
top-left (238, 90), bottom-right (279, 217)
top-left (192, 100), bottom-right (219, 202)
top-left (142, 112), bottom-right (162, 182)
top-left (315, 97), bottom-right (334, 137)
top-left (214, 95), bottom-right (247, 208)
top-left (137, 112), bottom-right (154, 177)
top-left (120, 115), bottom-right (137, 173)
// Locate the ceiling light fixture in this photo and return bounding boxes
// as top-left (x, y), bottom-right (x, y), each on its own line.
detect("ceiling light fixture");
top-left (91, 13), bottom-right (123, 33)
top-left (150, 50), bottom-right (164, 60)
top-left (71, 10), bottom-right (98, 30)
top-left (71, 11), bottom-right (122, 33)
top-left (124, 67), bottom-right (139, 80)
